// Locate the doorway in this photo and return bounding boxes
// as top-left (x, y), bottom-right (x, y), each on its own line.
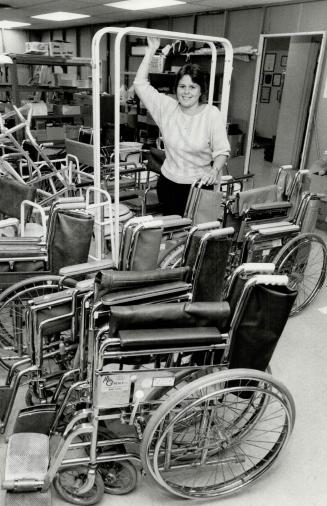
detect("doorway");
top-left (244, 32), bottom-right (326, 186)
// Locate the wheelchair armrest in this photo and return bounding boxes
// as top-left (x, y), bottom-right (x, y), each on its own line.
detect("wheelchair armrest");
top-left (249, 201), bottom-right (292, 211)
top-left (95, 267), bottom-right (189, 298)
top-left (59, 259), bottom-right (116, 278)
top-left (30, 287), bottom-right (77, 306)
top-left (100, 281), bottom-right (191, 306)
top-left (119, 327), bottom-right (222, 349)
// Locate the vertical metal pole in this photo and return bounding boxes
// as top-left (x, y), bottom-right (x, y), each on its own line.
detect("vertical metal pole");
top-left (91, 26), bottom-right (233, 263)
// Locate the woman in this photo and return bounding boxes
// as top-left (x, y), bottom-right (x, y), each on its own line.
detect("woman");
top-left (134, 37), bottom-right (230, 216)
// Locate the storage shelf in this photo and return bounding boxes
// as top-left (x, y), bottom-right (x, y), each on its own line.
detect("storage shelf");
top-left (7, 54), bottom-right (91, 67)
top-left (32, 114), bottom-right (83, 120)
top-left (12, 85), bottom-right (91, 92)
top-left (3, 54), bottom-right (92, 143)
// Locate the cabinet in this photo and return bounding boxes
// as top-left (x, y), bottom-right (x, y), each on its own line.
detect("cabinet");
top-left (0, 54), bottom-right (92, 142)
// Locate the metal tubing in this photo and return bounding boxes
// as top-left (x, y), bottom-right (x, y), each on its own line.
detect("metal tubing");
top-left (92, 26), bottom-right (233, 263)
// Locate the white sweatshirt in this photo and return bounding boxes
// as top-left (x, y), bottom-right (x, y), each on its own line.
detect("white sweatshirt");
top-left (134, 78), bottom-right (230, 184)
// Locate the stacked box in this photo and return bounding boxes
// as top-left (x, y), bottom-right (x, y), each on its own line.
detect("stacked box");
top-left (64, 125), bottom-right (80, 140)
top-left (46, 126), bottom-right (65, 140)
top-left (149, 55), bottom-right (166, 73)
top-left (25, 42), bottom-right (49, 55)
top-left (53, 104), bottom-right (81, 115)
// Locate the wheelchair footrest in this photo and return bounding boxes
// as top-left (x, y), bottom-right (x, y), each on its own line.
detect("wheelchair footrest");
top-left (4, 433), bottom-right (49, 484)
top-left (5, 490), bottom-right (51, 506)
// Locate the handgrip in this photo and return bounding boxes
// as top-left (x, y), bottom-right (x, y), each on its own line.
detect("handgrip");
top-left (242, 263), bottom-right (275, 273)
top-left (254, 274), bottom-right (289, 286)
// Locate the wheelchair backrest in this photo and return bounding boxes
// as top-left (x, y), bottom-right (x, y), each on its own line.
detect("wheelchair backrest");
top-left (65, 139), bottom-right (95, 168)
top-left (236, 184), bottom-right (278, 216)
top-left (47, 208), bottom-right (94, 274)
top-left (183, 226), bottom-right (233, 302)
top-left (227, 281), bottom-right (297, 372)
top-left (0, 176), bottom-right (36, 221)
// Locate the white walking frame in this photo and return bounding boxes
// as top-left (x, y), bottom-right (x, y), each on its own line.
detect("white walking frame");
top-left (92, 27), bottom-right (233, 265)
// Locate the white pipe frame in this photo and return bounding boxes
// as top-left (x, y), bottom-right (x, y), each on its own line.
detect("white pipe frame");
top-left (92, 27), bottom-right (233, 265)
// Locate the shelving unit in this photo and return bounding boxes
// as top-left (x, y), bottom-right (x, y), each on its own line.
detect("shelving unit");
top-left (0, 54), bottom-right (92, 142)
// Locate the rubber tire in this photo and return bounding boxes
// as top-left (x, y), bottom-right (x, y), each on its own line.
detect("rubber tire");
top-left (273, 232), bottom-right (327, 315)
top-left (0, 275), bottom-right (63, 351)
top-left (159, 244), bottom-right (184, 268)
top-left (99, 460), bottom-right (138, 495)
top-left (53, 465), bottom-right (104, 505)
top-left (141, 368), bottom-right (295, 499)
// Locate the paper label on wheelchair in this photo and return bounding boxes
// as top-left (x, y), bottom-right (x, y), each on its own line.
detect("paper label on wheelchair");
top-left (97, 370), bottom-right (176, 408)
top-left (99, 374), bottom-right (131, 406)
top-left (254, 239), bottom-right (282, 250)
top-left (152, 376), bottom-right (175, 387)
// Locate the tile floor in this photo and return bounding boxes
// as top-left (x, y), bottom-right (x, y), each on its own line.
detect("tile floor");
top-left (1, 151), bottom-right (326, 505)
top-left (1, 249), bottom-right (326, 506)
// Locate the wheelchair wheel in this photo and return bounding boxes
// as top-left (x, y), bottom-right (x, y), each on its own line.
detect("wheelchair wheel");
top-left (273, 232), bottom-right (327, 315)
top-left (0, 275), bottom-right (74, 357)
top-left (0, 275), bottom-right (63, 349)
top-left (141, 368), bottom-right (295, 499)
top-left (99, 460), bottom-right (138, 495)
top-left (159, 244), bottom-right (184, 268)
top-left (53, 465), bottom-right (104, 505)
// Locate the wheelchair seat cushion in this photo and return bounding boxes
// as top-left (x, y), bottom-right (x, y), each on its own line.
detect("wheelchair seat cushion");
top-left (109, 301), bottom-right (231, 336)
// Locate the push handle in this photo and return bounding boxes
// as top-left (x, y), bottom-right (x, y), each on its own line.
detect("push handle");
top-left (242, 262), bottom-right (275, 273)
top-left (254, 274), bottom-right (289, 286)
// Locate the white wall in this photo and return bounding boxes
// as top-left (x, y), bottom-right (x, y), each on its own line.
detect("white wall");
top-left (3, 1), bottom-right (327, 168)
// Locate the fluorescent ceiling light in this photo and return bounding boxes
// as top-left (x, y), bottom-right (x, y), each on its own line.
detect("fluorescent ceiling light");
top-left (107, 0), bottom-right (185, 11)
top-left (0, 20), bottom-right (31, 29)
top-left (32, 12), bottom-right (90, 22)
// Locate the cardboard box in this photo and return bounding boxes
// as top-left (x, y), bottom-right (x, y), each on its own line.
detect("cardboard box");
top-left (49, 41), bottom-right (62, 57)
top-left (46, 126), bottom-right (65, 140)
top-left (76, 79), bottom-right (90, 89)
top-left (53, 73), bottom-right (77, 87)
top-left (62, 42), bottom-right (74, 57)
top-left (53, 104), bottom-right (81, 115)
top-left (64, 125), bottom-right (80, 140)
top-left (49, 40), bottom-right (74, 57)
top-left (30, 129), bottom-right (47, 142)
top-left (25, 42), bottom-right (49, 55)
top-left (149, 55), bottom-right (166, 73)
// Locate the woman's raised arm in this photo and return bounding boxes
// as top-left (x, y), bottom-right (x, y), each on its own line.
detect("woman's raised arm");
top-left (135, 37), bottom-right (160, 82)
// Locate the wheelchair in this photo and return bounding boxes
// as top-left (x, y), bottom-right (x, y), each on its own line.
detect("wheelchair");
top-left (0, 223), bottom-right (233, 429)
top-left (158, 167), bottom-right (327, 316)
top-left (1, 263), bottom-right (297, 504)
top-left (0, 105), bottom-right (86, 205)
top-left (0, 195), bottom-right (95, 353)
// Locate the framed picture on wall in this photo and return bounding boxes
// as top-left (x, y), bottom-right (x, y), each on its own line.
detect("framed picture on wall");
top-left (263, 52), bottom-right (276, 72)
top-left (281, 55), bottom-right (288, 67)
top-left (264, 73), bottom-right (273, 85)
top-left (272, 73), bottom-right (282, 86)
top-left (260, 86), bottom-right (271, 103)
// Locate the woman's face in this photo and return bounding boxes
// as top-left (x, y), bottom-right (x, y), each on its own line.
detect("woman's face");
top-left (176, 74), bottom-right (201, 109)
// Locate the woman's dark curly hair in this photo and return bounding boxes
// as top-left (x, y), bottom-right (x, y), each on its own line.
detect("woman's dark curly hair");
top-left (174, 63), bottom-right (208, 102)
